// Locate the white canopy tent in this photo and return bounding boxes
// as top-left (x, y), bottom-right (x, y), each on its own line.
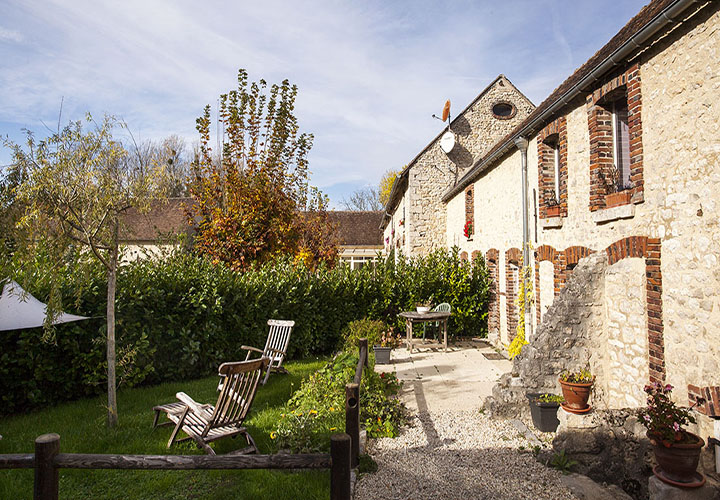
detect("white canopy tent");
top-left (0, 280), bottom-right (90, 331)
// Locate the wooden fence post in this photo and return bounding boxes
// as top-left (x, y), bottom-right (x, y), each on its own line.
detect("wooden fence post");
top-left (330, 433), bottom-right (351, 500)
top-left (34, 433), bottom-right (59, 500)
top-left (359, 338), bottom-right (368, 367)
top-left (345, 383), bottom-right (360, 468)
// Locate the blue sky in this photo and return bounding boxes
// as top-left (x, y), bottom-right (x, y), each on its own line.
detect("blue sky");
top-left (1, 0), bottom-right (649, 208)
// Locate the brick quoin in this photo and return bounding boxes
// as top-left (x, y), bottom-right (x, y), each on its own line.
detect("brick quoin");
top-left (537, 116), bottom-right (568, 218)
top-left (486, 249), bottom-right (500, 335)
top-left (505, 248), bottom-right (522, 342)
top-left (586, 63), bottom-right (644, 212)
top-left (605, 236), bottom-right (664, 383)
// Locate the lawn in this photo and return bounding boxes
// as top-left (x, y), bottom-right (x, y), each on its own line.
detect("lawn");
top-left (0, 358), bottom-right (331, 500)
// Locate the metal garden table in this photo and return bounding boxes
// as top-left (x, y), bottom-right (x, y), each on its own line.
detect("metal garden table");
top-left (398, 311), bottom-right (451, 353)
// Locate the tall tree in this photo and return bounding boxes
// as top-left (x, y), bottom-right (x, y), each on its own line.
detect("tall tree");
top-left (6, 114), bottom-right (167, 427)
top-left (188, 69), bottom-right (337, 269)
top-left (138, 135), bottom-right (191, 197)
top-left (340, 185), bottom-right (382, 211)
top-left (379, 168), bottom-right (401, 207)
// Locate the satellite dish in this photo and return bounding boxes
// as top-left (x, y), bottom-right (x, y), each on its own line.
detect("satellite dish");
top-left (440, 131), bottom-right (455, 154)
top-left (441, 100), bottom-right (451, 122)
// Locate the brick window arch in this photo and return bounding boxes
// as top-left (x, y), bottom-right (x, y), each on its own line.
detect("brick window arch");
top-left (604, 236), bottom-right (664, 383)
top-left (460, 251), bottom-right (468, 262)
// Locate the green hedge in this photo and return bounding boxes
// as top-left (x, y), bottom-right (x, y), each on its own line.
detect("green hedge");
top-left (0, 248), bottom-right (488, 414)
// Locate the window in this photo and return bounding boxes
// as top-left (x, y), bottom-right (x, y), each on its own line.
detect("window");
top-left (492, 102), bottom-right (517, 120)
top-left (611, 98), bottom-right (631, 190)
top-left (586, 64), bottom-right (643, 212)
top-left (536, 117), bottom-right (567, 219)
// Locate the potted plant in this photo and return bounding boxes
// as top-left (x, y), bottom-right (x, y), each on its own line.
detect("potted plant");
top-left (463, 220), bottom-right (473, 239)
top-left (558, 368), bottom-right (594, 414)
top-left (600, 164), bottom-right (632, 208)
top-left (639, 382), bottom-right (706, 487)
top-left (373, 328), bottom-right (402, 364)
top-left (527, 393), bottom-right (563, 432)
top-left (545, 189), bottom-right (561, 218)
top-left (416, 298), bottom-right (433, 314)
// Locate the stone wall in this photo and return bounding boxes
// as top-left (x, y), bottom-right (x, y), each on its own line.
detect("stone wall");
top-left (604, 257), bottom-right (648, 408)
top-left (451, 3), bottom-right (720, 438)
top-left (404, 76), bottom-right (534, 257)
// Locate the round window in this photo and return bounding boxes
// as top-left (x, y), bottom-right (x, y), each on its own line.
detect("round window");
top-left (492, 102), bottom-right (516, 120)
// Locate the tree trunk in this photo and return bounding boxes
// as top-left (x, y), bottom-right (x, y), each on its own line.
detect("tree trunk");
top-left (106, 222), bottom-right (119, 428)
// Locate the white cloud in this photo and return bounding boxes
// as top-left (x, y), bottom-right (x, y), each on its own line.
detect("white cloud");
top-left (0, 0), bottom-right (651, 203)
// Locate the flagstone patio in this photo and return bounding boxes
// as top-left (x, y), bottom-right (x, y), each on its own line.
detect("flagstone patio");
top-left (376, 339), bottom-right (512, 412)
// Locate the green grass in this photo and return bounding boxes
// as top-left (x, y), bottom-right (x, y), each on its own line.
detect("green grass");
top-left (0, 358), bottom-right (330, 499)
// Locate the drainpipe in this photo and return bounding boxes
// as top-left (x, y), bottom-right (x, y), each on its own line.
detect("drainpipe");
top-left (514, 136), bottom-right (533, 342)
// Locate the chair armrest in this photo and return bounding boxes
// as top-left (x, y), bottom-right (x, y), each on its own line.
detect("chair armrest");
top-left (176, 392), bottom-right (211, 420)
top-left (266, 347), bottom-right (286, 357)
top-left (241, 345), bottom-right (264, 354)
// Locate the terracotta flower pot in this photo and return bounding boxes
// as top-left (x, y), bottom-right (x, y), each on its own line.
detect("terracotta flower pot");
top-left (649, 431), bottom-right (705, 485)
top-left (558, 379), bottom-right (593, 410)
top-left (605, 190), bottom-right (631, 208)
top-left (545, 205), bottom-right (562, 218)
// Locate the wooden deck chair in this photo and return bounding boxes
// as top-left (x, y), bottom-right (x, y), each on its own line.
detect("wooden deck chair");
top-left (423, 302), bottom-right (451, 340)
top-left (241, 319), bottom-right (294, 385)
top-left (164, 357), bottom-right (269, 455)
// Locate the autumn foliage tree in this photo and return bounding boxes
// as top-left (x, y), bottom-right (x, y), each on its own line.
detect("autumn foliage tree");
top-left (188, 70), bottom-right (337, 269)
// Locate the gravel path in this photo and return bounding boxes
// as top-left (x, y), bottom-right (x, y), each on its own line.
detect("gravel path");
top-left (355, 409), bottom-right (579, 500)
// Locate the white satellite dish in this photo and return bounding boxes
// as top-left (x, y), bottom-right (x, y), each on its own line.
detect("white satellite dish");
top-left (440, 131), bottom-right (456, 154)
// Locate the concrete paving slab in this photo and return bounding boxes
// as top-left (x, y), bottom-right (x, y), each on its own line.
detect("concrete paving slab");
top-left (375, 341), bottom-right (511, 413)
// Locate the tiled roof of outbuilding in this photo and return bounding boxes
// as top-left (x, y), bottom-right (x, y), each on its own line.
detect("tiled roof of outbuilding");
top-left (327, 211), bottom-right (384, 246)
top-left (120, 197), bottom-right (191, 242)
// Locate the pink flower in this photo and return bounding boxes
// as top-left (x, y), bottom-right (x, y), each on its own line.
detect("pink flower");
top-left (664, 384), bottom-right (673, 392)
top-left (643, 415), bottom-right (650, 422)
top-left (673, 422), bottom-right (680, 432)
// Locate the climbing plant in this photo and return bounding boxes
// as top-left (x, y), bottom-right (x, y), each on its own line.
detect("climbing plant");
top-left (508, 244), bottom-right (534, 359)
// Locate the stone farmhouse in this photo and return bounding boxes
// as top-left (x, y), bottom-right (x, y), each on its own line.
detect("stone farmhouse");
top-left (380, 75), bottom-right (535, 257)
top-left (388, 0), bottom-right (720, 448)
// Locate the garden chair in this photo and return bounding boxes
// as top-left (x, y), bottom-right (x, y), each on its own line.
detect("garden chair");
top-left (160, 357), bottom-right (269, 455)
top-left (422, 302), bottom-right (451, 341)
top-left (241, 319), bottom-right (295, 385)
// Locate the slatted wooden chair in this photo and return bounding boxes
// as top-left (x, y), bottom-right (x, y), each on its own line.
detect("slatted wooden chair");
top-left (161, 357), bottom-right (269, 455)
top-left (242, 319), bottom-right (295, 385)
top-left (423, 302), bottom-right (451, 340)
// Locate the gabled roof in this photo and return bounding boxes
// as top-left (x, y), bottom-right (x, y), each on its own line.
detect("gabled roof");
top-left (328, 211), bottom-right (383, 246)
top-left (382, 74), bottom-right (534, 226)
top-left (443, 0), bottom-right (701, 202)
